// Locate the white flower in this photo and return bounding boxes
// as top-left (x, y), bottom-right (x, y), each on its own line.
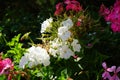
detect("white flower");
top-left (41, 18), bottom-right (53, 33)
top-left (58, 27), bottom-right (71, 41)
top-left (49, 48), bottom-right (58, 57)
top-left (49, 38), bottom-right (62, 57)
top-left (49, 38), bottom-right (74, 59)
top-left (50, 38), bottom-right (62, 48)
top-left (19, 56), bottom-right (28, 69)
top-left (59, 44), bottom-right (74, 59)
top-left (61, 18), bottom-right (73, 29)
top-left (19, 46), bottom-right (50, 69)
top-left (71, 39), bottom-right (81, 52)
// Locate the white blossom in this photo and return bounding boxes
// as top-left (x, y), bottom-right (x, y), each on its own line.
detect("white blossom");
top-left (71, 39), bottom-right (81, 52)
top-left (49, 38), bottom-right (74, 59)
top-left (49, 48), bottom-right (58, 57)
top-left (59, 44), bottom-right (74, 59)
top-left (50, 38), bottom-right (62, 48)
top-left (61, 18), bottom-right (73, 29)
top-left (19, 56), bottom-right (28, 69)
top-left (49, 38), bottom-right (62, 57)
top-left (19, 46), bottom-right (50, 69)
top-left (41, 18), bottom-right (53, 33)
top-left (58, 26), bottom-right (71, 41)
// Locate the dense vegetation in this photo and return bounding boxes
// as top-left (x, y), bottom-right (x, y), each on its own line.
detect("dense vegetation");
top-left (0, 0), bottom-right (120, 80)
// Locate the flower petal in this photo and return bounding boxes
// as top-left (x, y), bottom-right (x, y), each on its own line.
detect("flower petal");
top-left (102, 62), bottom-right (107, 69)
top-left (110, 75), bottom-right (120, 80)
top-left (102, 72), bottom-right (111, 79)
top-left (107, 66), bottom-right (116, 72)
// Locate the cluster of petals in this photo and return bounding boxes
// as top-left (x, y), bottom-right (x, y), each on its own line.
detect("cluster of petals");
top-left (99, 0), bottom-right (120, 32)
top-left (58, 26), bottom-right (71, 41)
top-left (49, 18), bottom-right (81, 59)
top-left (58, 18), bottom-right (73, 41)
top-left (64, 0), bottom-right (82, 12)
top-left (59, 44), bottom-right (74, 59)
top-left (49, 38), bottom-right (76, 59)
top-left (49, 38), bottom-right (81, 59)
top-left (102, 62), bottom-right (120, 80)
top-left (49, 38), bottom-right (62, 57)
top-left (71, 39), bottom-right (81, 52)
top-left (0, 58), bottom-right (14, 75)
top-left (19, 46), bottom-right (50, 69)
top-left (54, 0), bottom-right (82, 16)
top-left (54, 2), bottom-right (64, 16)
top-left (40, 18), bottom-right (53, 33)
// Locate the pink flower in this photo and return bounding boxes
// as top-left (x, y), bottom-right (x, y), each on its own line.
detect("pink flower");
top-left (54, 0), bottom-right (82, 16)
top-left (64, 0), bottom-right (70, 4)
top-left (114, 0), bottom-right (120, 8)
top-left (0, 58), bottom-right (14, 75)
top-left (99, 0), bottom-right (120, 32)
top-left (64, 0), bottom-right (82, 12)
top-left (107, 66), bottom-right (120, 80)
top-left (76, 18), bottom-right (82, 27)
top-left (76, 21), bottom-right (81, 26)
top-left (99, 4), bottom-right (110, 16)
top-left (110, 0), bottom-right (120, 32)
top-left (54, 2), bottom-right (64, 16)
top-left (64, 0), bottom-right (76, 4)
top-left (73, 55), bottom-right (78, 59)
top-left (111, 23), bottom-right (120, 32)
top-left (102, 62), bottom-right (111, 80)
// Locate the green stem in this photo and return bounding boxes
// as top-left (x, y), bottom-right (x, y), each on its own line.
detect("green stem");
top-left (28, 36), bottom-right (34, 45)
top-left (2, 35), bottom-right (7, 44)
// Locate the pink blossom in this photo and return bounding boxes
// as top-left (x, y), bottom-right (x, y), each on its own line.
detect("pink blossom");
top-left (64, 0), bottom-right (82, 12)
top-left (111, 23), bottom-right (120, 32)
top-left (102, 62), bottom-right (111, 80)
top-left (99, 4), bottom-right (110, 20)
top-left (73, 55), bottom-right (78, 59)
top-left (99, 0), bottom-right (120, 32)
top-left (114, 0), bottom-right (120, 8)
top-left (76, 21), bottom-right (81, 26)
top-left (76, 18), bottom-right (82, 27)
top-left (0, 58), bottom-right (14, 75)
top-left (64, 0), bottom-right (71, 4)
top-left (54, 0), bottom-right (82, 16)
top-left (64, 0), bottom-right (77, 4)
top-left (54, 2), bottom-right (64, 16)
top-left (107, 66), bottom-right (120, 80)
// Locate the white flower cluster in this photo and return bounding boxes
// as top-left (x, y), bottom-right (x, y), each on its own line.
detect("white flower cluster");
top-left (58, 18), bottom-right (73, 41)
top-left (19, 46), bottom-right (50, 69)
top-left (49, 18), bottom-right (81, 59)
top-left (49, 38), bottom-right (74, 59)
top-left (49, 38), bottom-right (81, 59)
top-left (40, 18), bottom-right (53, 33)
top-left (71, 39), bottom-right (81, 52)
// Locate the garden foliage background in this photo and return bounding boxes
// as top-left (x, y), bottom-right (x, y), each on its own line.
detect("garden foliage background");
top-left (0, 0), bottom-right (120, 80)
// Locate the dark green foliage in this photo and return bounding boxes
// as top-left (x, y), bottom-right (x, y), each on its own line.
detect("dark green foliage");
top-left (0, 0), bottom-right (57, 51)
